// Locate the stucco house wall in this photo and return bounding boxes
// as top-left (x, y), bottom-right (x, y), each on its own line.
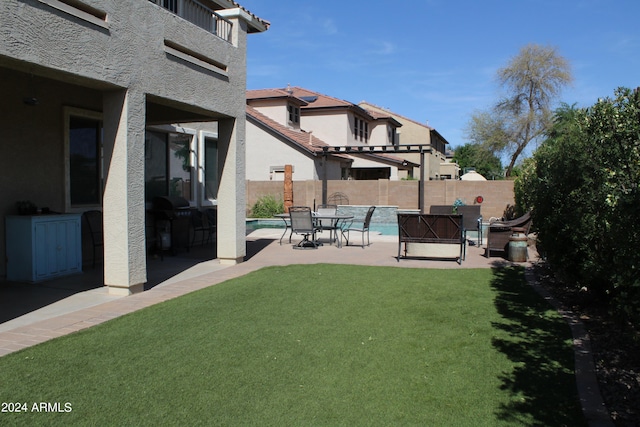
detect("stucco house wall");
top-left (301, 113), bottom-right (352, 145)
top-left (246, 121), bottom-right (323, 181)
top-left (0, 0), bottom-right (267, 291)
top-left (360, 102), bottom-right (450, 180)
top-left (368, 122), bottom-right (391, 146)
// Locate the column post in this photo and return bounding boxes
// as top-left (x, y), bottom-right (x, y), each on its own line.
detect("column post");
top-left (102, 89), bottom-right (147, 295)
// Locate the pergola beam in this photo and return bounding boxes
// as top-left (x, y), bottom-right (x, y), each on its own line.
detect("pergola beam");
top-left (321, 144), bottom-right (433, 155)
top-left (321, 144), bottom-right (433, 212)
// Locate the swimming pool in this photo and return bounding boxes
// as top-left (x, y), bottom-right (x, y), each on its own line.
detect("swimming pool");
top-left (246, 219), bottom-right (400, 236)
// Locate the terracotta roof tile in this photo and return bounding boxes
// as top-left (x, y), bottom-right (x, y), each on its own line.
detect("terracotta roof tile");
top-left (246, 106), bottom-right (351, 160)
top-left (359, 101), bottom-right (433, 130)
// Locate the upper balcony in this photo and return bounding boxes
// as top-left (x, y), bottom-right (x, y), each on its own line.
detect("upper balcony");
top-left (148, 0), bottom-right (233, 43)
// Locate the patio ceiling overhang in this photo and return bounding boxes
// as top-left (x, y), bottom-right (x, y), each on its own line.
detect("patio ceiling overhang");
top-left (146, 95), bottom-right (230, 125)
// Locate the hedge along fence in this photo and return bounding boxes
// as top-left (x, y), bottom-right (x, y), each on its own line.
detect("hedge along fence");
top-left (246, 179), bottom-right (515, 220)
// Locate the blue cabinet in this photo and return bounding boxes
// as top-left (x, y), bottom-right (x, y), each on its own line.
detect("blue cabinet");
top-left (5, 214), bottom-right (82, 282)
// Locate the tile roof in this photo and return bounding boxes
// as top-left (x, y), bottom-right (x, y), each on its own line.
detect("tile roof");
top-left (245, 105), bottom-right (412, 165)
top-left (246, 88), bottom-right (297, 101)
top-left (247, 87), bottom-right (401, 127)
top-left (229, 1), bottom-right (271, 30)
top-left (246, 106), bottom-right (351, 160)
top-left (359, 101), bottom-right (433, 130)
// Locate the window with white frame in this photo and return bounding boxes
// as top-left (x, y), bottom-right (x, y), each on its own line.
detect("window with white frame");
top-left (202, 134), bottom-right (218, 201)
top-left (65, 108), bottom-right (103, 209)
top-left (145, 130), bottom-right (195, 203)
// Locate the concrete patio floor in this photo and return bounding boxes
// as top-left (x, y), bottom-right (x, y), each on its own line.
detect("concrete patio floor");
top-left (0, 228), bottom-right (613, 426)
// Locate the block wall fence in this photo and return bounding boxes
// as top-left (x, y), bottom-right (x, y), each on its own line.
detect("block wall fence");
top-left (246, 180), bottom-right (515, 220)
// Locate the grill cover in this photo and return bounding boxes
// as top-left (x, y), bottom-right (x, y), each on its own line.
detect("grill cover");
top-left (153, 196), bottom-right (189, 211)
top-left (152, 196), bottom-right (191, 252)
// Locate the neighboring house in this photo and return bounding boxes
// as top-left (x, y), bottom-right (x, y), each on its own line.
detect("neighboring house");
top-left (359, 101), bottom-right (459, 180)
top-left (246, 106), bottom-right (352, 181)
top-left (0, 0), bottom-right (268, 294)
top-left (246, 87), bottom-right (418, 181)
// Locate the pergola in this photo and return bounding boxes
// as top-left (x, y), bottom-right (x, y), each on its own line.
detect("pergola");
top-left (321, 144), bottom-right (434, 213)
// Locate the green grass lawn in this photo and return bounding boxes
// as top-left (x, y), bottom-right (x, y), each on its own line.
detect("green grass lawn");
top-left (0, 265), bottom-right (584, 426)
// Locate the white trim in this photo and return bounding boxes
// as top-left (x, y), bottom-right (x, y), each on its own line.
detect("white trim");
top-left (38, 0), bottom-right (109, 30)
top-left (163, 43), bottom-right (228, 78)
top-left (199, 130), bottom-right (219, 207)
top-left (63, 107), bottom-right (103, 213)
top-left (147, 125), bottom-right (197, 206)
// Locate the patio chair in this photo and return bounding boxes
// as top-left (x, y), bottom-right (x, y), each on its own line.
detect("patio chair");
top-left (289, 206), bottom-right (320, 249)
top-left (82, 210), bottom-right (103, 269)
top-left (204, 208), bottom-right (217, 244)
top-left (316, 204), bottom-right (339, 245)
top-left (327, 192), bottom-right (349, 205)
top-left (278, 216), bottom-right (292, 245)
top-left (344, 206), bottom-right (376, 248)
top-left (457, 205), bottom-right (482, 246)
top-left (190, 209), bottom-right (208, 247)
top-left (485, 211), bottom-right (532, 258)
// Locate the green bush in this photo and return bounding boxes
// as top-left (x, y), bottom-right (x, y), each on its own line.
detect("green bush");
top-left (520, 88), bottom-right (640, 324)
top-left (250, 194), bottom-right (284, 218)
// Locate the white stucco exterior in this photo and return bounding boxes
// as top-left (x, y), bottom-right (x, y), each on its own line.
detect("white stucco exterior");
top-left (0, 0), bottom-right (267, 291)
top-left (246, 122), bottom-right (319, 181)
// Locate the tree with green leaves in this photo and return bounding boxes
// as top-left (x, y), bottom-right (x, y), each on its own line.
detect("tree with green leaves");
top-left (518, 88), bottom-right (640, 323)
top-left (467, 44), bottom-right (573, 177)
top-left (451, 143), bottom-right (503, 179)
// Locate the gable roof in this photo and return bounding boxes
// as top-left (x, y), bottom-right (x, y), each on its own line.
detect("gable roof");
top-left (359, 100), bottom-right (433, 130)
top-left (246, 88), bottom-right (308, 106)
top-left (360, 100), bottom-right (450, 146)
top-left (246, 106), bottom-right (351, 160)
top-left (246, 105), bottom-right (415, 167)
top-left (247, 87), bottom-right (402, 126)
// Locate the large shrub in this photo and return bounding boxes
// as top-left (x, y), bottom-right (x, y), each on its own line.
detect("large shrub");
top-left (521, 88), bottom-right (640, 323)
top-left (250, 194), bottom-right (284, 218)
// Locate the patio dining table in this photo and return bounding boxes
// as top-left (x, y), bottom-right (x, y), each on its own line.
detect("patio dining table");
top-left (275, 212), bottom-right (354, 248)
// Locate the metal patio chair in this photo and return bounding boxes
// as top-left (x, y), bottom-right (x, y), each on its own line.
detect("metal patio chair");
top-left (289, 206), bottom-right (320, 249)
top-left (82, 210), bottom-right (103, 268)
top-left (344, 205), bottom-right (376, 248)
top-left (316, 204), bottom-right (339, 245)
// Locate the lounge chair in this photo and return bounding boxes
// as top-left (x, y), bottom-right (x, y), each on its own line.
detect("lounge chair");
top-left (485, 211), bottom-right (532, 257)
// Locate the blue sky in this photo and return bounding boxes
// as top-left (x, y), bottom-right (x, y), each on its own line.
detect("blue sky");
top-left (240, 0), bottom-right (639, 152)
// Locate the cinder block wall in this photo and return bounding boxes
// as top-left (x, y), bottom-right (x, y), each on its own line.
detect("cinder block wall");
top-left (246, 179), bottom-right (515, 220)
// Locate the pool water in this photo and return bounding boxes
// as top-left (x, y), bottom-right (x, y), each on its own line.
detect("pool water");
top-left (246, 219), bottom-right (400, 236)
top-left (369, 223), bottom-right (398, 235)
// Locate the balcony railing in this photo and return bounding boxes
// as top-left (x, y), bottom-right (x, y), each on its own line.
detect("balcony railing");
top-left (149, 0), bottom-right (233, 43)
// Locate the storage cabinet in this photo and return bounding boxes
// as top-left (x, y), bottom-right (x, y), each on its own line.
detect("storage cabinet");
top-left (5, 214), bottom-right (82, 282)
